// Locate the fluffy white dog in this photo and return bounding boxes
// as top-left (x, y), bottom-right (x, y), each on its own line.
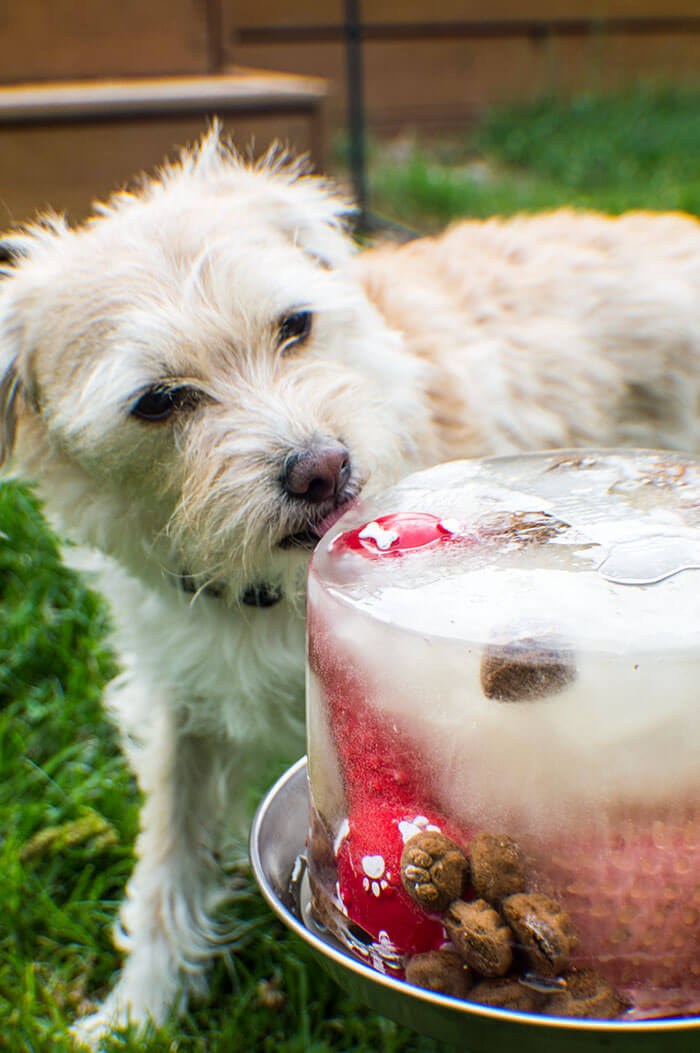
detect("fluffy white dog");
top-left (2, 129), bottom-right (700, 1046)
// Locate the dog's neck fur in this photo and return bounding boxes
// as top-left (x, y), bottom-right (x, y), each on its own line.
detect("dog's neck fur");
top-left (176, 571), bottom-right (283, 608)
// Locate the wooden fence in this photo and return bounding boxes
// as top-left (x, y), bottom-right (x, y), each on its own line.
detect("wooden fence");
top-left (1, 2), bottom-right (700, 223)
top-left (2, 2), bottom-right (700, 131)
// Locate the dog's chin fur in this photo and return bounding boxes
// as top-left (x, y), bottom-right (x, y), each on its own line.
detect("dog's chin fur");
top-left (2, 128), bottom-right (700, 1045)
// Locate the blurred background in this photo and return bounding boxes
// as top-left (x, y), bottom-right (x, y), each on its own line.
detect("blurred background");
top-left (2, 1), bottom-right (700, 231)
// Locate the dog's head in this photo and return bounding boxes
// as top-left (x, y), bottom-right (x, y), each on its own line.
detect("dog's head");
top-left (0, 130), bottom-right (428, 605)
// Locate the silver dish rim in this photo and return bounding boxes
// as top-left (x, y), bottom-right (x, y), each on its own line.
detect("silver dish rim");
top-left (250, 755), bottom-right (700, 1039)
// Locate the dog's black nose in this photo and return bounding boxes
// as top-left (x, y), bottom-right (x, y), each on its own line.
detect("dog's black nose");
top-left (282, 441), bottom-right (351, 504)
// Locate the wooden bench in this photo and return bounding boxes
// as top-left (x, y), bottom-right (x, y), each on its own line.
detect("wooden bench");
top-left (0, 69), bottom-right (328, 227)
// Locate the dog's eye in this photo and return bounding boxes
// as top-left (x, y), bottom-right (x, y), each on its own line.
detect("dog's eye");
top-left (130, 386), bottom-right (199, 422)
top-left (277, 310), bottom-right (312, 352)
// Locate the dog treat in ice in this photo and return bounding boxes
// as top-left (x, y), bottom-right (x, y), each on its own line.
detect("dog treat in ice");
top-left (469, 976), bottom-right (546, 1013)
top-left (542, 968), bottom-right (627, 1019)
top-left (400, 830), bottom-right (469, 911)
top-left (500, 892), bottom-right (577, 977)
top-left (306, 451), bottom-right (700, 1020)
top-left (467, 833), bottom-right (526, 903)
top-left (404, 950), bottom-right (473, 999)
top-left (479, 638), bottom-right (576, 702)
top-left (442, 898), bottom-right (515, 977)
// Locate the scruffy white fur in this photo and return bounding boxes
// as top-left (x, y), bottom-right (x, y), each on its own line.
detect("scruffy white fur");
top-left (2, 129), bottom-right (700, 1046)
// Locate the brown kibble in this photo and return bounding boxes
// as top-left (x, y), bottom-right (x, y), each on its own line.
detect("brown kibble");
top-left (481, 510), bottom-right (571, 546)
top-left (443, 898), bottom-right (513, 977)
top-left (405, 950), bottom-right (473, 999)
top-left (401, 831), bottom-right (469, 913)
top-left (469, 977), bottom-right (546, 1013)
top-left (502, 892), bottom-right (577, 977)
top-left (469, 833), bottom-right (527, 903)
top-left (543, 969), bottom-right (626, 1019)
top-left (480, 638), bottom-right (575, 702)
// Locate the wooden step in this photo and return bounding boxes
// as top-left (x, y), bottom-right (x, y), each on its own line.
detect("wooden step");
top-left (0, 69), bottom-right (328, 226)
top-left (0, 69), bottom-right (327, 126)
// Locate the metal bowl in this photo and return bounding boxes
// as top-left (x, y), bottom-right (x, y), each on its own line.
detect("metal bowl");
top-left (250, 757), bottom-right (700, 1052)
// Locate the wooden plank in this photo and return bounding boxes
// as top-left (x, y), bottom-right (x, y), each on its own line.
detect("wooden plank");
top-left (0, 0), bottom-right (210, 83)
top-left (0, 72), bottom-right (327, 124)
top-left (233, 17), bottom-right (700, 50)
top-left (230, 44), bottom-right (348, 120)
top-left (0, 114), bottom-right (323, 229)
top-left (234, 31), bottom-right (700, 133)
top-left (548, 30), bottom-right (700, 95)
top-left (225, 0), bottom-right (700, 31)
top-left (233, 19), bottom-right (700, 48)
top-left (364, 0), bottom-right (700, 18)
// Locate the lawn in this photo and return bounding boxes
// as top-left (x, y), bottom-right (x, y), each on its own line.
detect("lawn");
top-left (2, 85), bottom-right (700, 1052)
top-left (368, 84), bottom-right (700, 230)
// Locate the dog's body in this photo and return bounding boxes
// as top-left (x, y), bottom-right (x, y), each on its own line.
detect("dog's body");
top-left (2, 133), bottom-right (700, 1045)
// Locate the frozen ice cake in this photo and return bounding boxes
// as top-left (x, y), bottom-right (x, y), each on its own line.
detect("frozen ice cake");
top-left (305, 450), bottom-right (700, 1019)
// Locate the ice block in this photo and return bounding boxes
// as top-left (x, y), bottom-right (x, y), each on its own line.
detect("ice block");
top-left (305, 451), bottom-right (700, 1019)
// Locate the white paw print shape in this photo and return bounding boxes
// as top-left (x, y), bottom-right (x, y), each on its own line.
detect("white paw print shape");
top-left (361, 854), bottom-right (389, 897)
top-left (398, 814), bottom-right (442, 844)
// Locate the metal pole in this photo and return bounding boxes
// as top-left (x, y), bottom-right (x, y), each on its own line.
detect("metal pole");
top-left (344, 0), bottom-right (369, 230)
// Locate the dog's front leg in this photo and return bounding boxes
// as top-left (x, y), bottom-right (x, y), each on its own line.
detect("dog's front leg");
top-left (72, 704), bottom-right (237, 1048)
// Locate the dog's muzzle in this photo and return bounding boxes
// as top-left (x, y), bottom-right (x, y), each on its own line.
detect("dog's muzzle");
top-left (281, 440), bottom-right (351, 505)
top-left (279, 438), bottom-right (358, 550)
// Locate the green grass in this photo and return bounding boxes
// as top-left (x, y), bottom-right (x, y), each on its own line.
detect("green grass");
top-left (4, 84), bottom-right (700, 1050)
top-left (368, 83), bottom-right (700, 230)
top-left (0, 483), bottom-right (442, 1052)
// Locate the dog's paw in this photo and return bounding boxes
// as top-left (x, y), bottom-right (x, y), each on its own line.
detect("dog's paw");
top-left (69, 1007), bottom-right (126, 1050)
top-left (69, 949), bottom-right (185, 1048)
top-left (69, 987), bottom-right (163, 1049)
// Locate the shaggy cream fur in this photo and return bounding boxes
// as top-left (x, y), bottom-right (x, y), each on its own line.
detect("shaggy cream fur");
top-left (1, 129), bottom-right (700, 1046)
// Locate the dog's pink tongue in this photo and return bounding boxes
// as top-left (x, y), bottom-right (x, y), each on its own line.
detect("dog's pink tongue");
top-left (313, 499), bottom-right (360, 539)
top-left (527, 804), bottom-right (700, 1017)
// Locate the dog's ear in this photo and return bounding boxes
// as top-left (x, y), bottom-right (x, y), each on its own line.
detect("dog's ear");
top-left (0, 352), bottom-right (20, 468)
top-left (257, 151), bottom-right (356, 270)
top-left (0, 241), bottom-right (16, 268)
top-left (0, 239), bottom-right (33, 468)
top-left (0, 302), bottom-right (23, 469)
top-left (0, 243), bottom-right (22, 466)
top-left (272, 186), bottom-right (355, 271)
top-left (185, 127), bottom-right (356, 269)
top-left (254, 144), bottom-right (356, 268)
top-left (0, 219), bottom-right (69, 467)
